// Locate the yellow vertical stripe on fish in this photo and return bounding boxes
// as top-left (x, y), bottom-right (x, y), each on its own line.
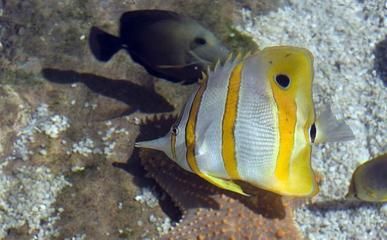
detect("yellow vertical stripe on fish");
top-left (185, 80), bottom-right (207, 175)
top-left (222, 63), bottom-right (244, 179)
top-left (271, 87), bottom-right (296, 183)
top-left (265, 53), bottom-right (298, 185)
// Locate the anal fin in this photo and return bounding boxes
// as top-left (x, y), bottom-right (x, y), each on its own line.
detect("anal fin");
top-left (199, 172), bottom-right (249, 196)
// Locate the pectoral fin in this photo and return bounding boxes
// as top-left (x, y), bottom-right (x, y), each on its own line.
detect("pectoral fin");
top-left (315, 106), bottom-right (355, 143)
top-left (199, 172), bottom-right (249, 196)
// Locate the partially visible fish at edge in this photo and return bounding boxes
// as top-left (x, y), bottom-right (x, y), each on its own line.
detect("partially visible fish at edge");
top-left (346, 153), bottom-right (387, 202)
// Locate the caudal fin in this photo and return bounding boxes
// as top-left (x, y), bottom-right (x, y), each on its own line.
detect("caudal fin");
top-left (315, 106), bottom-right (355, 143)
top-left (89, 26), bottom-right (122, 62)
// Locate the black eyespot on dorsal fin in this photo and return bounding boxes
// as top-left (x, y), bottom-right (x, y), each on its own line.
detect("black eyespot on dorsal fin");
top-left (310, 123), bottom-right (317, 143)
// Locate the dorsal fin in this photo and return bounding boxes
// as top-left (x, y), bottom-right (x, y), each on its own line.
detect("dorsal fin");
top-left (202, 51), bottom-right (250, 82)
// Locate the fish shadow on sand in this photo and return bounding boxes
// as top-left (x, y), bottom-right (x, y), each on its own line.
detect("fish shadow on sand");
top-left (115, 114), bottom-right (182, 221)
top-left (306, 199), bottom-right (380, 212)
top-left (41, 68), bottom-right (174, 115)
top-left (114, 148), bottom-right (182, 222)
top-left (373, 35), bottom-right (387, 87)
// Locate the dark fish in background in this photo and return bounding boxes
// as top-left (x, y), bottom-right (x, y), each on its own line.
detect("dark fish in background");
top-left (346, 153), bottom-right (387, 202)
top-left (89, 10), bottom-right (229, 84)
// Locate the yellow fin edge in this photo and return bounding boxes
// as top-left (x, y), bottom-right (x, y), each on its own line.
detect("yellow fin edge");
top-left (200, 172), bottom-right (250, 196)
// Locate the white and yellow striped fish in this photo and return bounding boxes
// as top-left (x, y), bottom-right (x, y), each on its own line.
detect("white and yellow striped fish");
top-left (136, 46), bottom-right (354, 197)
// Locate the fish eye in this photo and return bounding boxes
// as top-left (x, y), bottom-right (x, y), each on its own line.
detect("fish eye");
top-left (171, 126), bottom-right (179, 136)
top-left (275, 74), bottom-right (290, 89)
top-left (194, 37), bottom-right (207, 45)
top-left (309, 123), bottom-right (317, 143)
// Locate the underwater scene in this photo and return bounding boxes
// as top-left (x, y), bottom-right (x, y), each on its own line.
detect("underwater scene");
top-left (0, 0), bottom-right (386, 239)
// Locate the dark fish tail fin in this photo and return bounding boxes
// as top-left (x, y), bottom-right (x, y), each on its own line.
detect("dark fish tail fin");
top-left (89, 26), bottom-right (122, 62)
